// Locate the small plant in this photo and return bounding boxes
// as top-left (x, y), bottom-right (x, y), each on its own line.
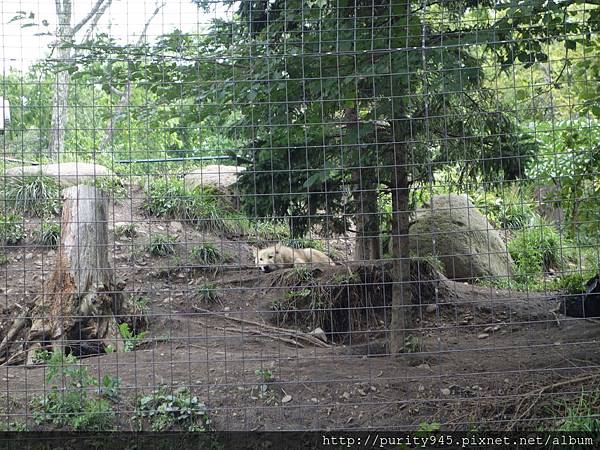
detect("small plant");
top-left (190, 243), bottom-right (230, 265)
top-left (3, 175), bottom-right (62, 217)
top-left (253, 368), bottom-right (276, 401)
top-left (33, 222), bottom-right (61, 248)
top-left (255, 368), bottom-right (274, 383)
top-left (130, 295), bottom-right (151, 315)
top-left (0, 421), bottom-right (27, 431)
top-left (147, 233), bottom-right (176, 256)
top-left (0, 214), bottom-right (25, 245)
top-left (0, 252), bottom-right (8, 266)
top-left (291, 266), bottom-right (314, 282)
top-left (282, 237), bottom-right (325, 252)
top-left (134, 385), bottom-right (210, 432)
top-left (30, 349), bottom-right (117, 431)
top-left (549, 271), bottom-right (595, 295)
top-left (554, 391), bottom-right (600, 432)
top-left (114, 223), bottom-right (137, 239)
top-left (93, 177), bottom-right (126, 201)
top-left (196, 282), bottom-right (221, 304)
top-left (143, 178), bottom-right (248, 235)
top-left (404, 335), bottom-right (421, 353)
top-left (508, 218), bottom-right (566, 277)
top-left (119, 323), bottom-right (149, 352)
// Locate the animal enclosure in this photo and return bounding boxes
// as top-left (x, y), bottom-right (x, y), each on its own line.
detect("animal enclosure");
top-left (0, 0), bottom-right (599, 434)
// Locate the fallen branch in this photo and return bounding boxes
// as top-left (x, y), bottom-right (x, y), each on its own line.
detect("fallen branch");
top-left (192, 306), bottom-right (330, 348)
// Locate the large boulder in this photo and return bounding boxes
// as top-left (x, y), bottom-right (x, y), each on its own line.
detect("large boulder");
top-left (183, 164), bottom-right (245, 191)
top-left (409, 194), bottom-right (514, 280)
top-left (184, 164), bottom-right (246, 210)
top-left (5, 162), bottom-right (115, 187)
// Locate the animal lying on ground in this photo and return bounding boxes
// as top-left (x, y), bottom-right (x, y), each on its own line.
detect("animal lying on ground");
top-left (254, 244), bottom-right (335, 273)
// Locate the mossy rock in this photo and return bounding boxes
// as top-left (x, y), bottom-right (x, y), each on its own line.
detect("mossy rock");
top-left (409, 194), bottom-right (514, 281)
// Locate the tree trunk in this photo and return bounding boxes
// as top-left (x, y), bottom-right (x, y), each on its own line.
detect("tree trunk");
top-left (0, 185), bottom-right (126, 363)
top-left (389, 135), bottom-right (412, 354)
top-left (346, 107), bottom-right (381, 262)
top-left (48, 51), bottom-right (70, 160)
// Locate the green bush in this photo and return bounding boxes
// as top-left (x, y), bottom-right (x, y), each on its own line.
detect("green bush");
top-left (147, 234), bottom-right (177, 256)
top-left (190, 243), bottom-right (231, 265)
top-left (134, 386), bottom-right (210, 432)
top-left (472, 188), bottom-right (537, 230)
top-left (0, 214), bottom-right (25, 245)
top-left (143, 177), bottom-right (246, 235)
top-left (114, 223), bottom-right (137, 239)
top-left (196, 281), bottom-right (221, 304)
top-left (33, 223), bottom-right (61, 248)
top-left (282, 237), bottom-right (326, 251)
top-left (508, 219), bottom-right (566, 277)
top-left (31, 350), bottom-right (117, 431)
top-left (3, 176), bottom-right (62, 217)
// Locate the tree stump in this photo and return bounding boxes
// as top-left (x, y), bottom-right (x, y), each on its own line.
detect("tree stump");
top-left (0, 185), bottom-right (127, 363)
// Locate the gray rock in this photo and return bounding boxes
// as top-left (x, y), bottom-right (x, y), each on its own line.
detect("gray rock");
top-left (5, 162), bottom-right (115, 187)
top-left (183, 164), bottom-right (245, 191)
top-left (409, 194), bottom-right (514, 280)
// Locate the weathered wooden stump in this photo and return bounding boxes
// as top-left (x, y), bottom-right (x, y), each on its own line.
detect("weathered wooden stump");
top-left (0, 185), bottom-right (127, 364)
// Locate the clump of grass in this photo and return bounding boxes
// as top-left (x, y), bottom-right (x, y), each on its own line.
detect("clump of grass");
top-left (554, 391), bottom-right (600, 432)
top-left (142, 178), bottom-right (245, 235)
top-left (472, 187), bottom-right (536, 230)
top-left (93, 177), bottom-right (126, 202)
top-left (134, 385), bottom-right (210, 432)
top-left (0, 252), bottom-right (8, 266)
top-left (0, 214), bottom-right (25, 245)
top-left (114, 223), bottom-right (137, 239)
top-left (508, 218), bottom-right (567, 278)
top-left (147, 234), bottom-right (176, 256)
top-left (3, 176), bottom-right (61, 217)
top-left (190, 243), bottom-right (231, 265)
top-left (549, 271), bottom-right (595, 295)
top-left (282, 237), bottom-right (326, 251)
top-left (33, 222), bottom-right (61, 248)
top-left (196, 281), bottom-right (221, 304)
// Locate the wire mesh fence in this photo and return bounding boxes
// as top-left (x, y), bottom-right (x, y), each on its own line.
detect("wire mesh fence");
top-left (0, 0), bottom-right (598, 434)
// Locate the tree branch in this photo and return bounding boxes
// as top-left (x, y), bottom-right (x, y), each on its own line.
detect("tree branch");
top-left (80, 0), bottom-right (113, 43)
top-left (72, 0), bottom-right (107, 35)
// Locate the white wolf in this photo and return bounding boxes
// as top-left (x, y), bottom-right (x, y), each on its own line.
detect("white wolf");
top-left (254, 244), bottom-right (335, 273)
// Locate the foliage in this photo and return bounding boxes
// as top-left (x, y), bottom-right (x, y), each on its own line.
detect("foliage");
top-left (282, 238), bottom-right (326, 252)
top-left (0, 253), bottom-right (8, 266)
top-left (470, 187), bottom-right (537, 230)
top-left (114, 223), bottom-right (137, 239)
top-left (31, 350), bottom-right (117, 431)
top-left (134, 386), bottom-right (210, 432)
top-left (93, 177), bottom-right (126, 202)
top-left (118, 323), bottom-right (148, 352)
top-left (143, 178), bottom-right (246, 235)
top-left (554, 391), bottom-right (600, 433)
top-left (508, 219), bottom-right (567, 278)
top-left (190, 243), bottom-right (230, 265)
top-left (3, 176), bottom-right (61, 217)
top-left (33, 222), bottom-right (61, 248)
top-left (147, 234), bottom-right (176, 257)
top-left (196, 282), bottom-right (221, 305)
top-left (0, 214), bottom-right (25, 245)
top-left (525, 118), bottom-right (600, 235)
top-left (549, 271), bottom-right (596, 295)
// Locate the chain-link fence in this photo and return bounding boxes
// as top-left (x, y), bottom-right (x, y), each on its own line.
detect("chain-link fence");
top-left (0, 0), bottom-right (599, 434)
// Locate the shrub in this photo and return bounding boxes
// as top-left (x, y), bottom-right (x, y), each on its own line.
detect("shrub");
top-left (3, 176), bottom-right (61, 217)
top-left (93, 177), bottom-right (126, 202)
top-left (147, 234), bottom-right (176, 256)
top-left (282, 237), bottom-right (326, 252)
top-left (508, 218), bottom-right (565, 277)
top-left (0, 214), bottom-right (25, 245)
top-left (196, 281), bottom-right (221, 304)
top-left (143, 178), bottom-right (248, 235)
top-left (134, 386), bottom-right (210, 432)
top-left (114, 223), bottom-right (137, 239)
top-left (190, 243), bottom-right (231, 265)
top-left (33, 223), bottom-right (61, 248)
top-left (119, 323), bottom-right (148, 352)
top-left (30, 350), bottom-right (117, 431)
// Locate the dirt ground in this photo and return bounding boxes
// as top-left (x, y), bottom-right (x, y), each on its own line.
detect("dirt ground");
top-left (0, 185), bottom-right (599, 431)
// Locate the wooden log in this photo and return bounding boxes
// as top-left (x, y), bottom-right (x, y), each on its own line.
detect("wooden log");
top-left (26, 185), bottom-right (125, 354)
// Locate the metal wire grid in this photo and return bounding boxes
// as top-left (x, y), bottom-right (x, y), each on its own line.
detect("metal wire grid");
top-left (0, 0), bottom-right (597, 432)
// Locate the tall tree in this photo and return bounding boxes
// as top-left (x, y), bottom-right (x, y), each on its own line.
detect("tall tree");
top-left (48, 0), bottom-right (113, 160)
top-left (189, 0), bottom-right (528, 352)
